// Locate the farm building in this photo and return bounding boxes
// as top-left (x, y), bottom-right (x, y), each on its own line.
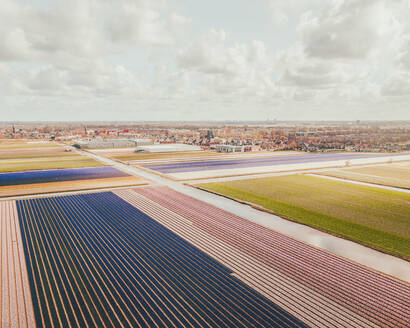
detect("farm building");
top-left (135, 143), bottom-right (202, 153)
top-left (75, 138), bottom-right (153, 149)
top-left (215, 144), bottom-right (245, 153)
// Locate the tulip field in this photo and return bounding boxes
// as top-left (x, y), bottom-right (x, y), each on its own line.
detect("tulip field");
top-left (1, 186), bottom-right (408, 327)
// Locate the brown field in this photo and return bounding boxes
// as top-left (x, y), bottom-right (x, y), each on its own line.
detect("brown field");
top-left (0, 140), bottom-right (104, 173)
top-left (319, 165), bottom-right (410, 189)
top-left (0, 176), bottom-right (147, 198)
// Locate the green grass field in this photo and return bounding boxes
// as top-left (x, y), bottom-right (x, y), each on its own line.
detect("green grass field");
top-left (320, 165), bottom-right (410, 189)
top-left (197, 174), bottom-right (410, 259)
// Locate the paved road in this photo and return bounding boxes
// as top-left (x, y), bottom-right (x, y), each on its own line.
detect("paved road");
top-left (144, 152), bottom-right (410, 173)
top-left (80, 149), bottom-right (410, 282)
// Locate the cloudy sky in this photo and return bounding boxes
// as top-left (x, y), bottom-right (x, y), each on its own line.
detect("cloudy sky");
top-left (1, 0), bottom-right (410, 121)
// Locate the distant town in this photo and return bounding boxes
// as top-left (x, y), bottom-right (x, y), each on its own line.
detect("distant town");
top-left (1, 121), bottom-right (409, 153)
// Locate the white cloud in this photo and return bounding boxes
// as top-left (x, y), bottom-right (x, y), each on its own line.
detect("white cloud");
top-left (381, 72), bottom-right (410, 97)
top-left (177, 29), bottom-right (232, 75)
top-left (273, 0), bottom-right (409, 116)
top-left (176, 29), bottom-right (274, 98)
top-left (381, 36), bottom-right (410, 97)
top-left (0, 0), bottom-right (190, 62)
top-left (1, 0), bottom-right (410, 121)
top-left (301, 0), bottom-right (401, 60)
top-left (275, 43), bottom-right (373, 102)
top-left (263, 0), bottom-right (325, 28)
top-left (396, 37), bottom-right (410, 70)
top-left (0, 59), bottom-right (142, 98)
top-left (0, 0), bottom-right (190, 101)
top-left (278, 47), bottom-right (347, 89)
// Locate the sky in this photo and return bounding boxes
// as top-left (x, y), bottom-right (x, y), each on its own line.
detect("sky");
top-left (1, 0), bottom-right (410, 121)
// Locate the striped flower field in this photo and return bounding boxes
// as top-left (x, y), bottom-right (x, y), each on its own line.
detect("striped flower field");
top-left (15, 192), bottom-right (304, 328)
top-left (128, 187), bottom-right (410, 328)
top-left (1, 187), bottom-right (409, 327)
top-left (0, 167), bottom-right (130, 187)
top-left (142, 152), bottom-right (409, 174)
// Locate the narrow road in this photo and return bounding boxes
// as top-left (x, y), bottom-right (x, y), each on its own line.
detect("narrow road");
top-left (68, 149), bottom-right (410, 282)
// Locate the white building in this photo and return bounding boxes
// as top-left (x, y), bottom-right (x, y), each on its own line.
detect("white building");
top-left (215, 144), bottom-right (245, 153)
top-left (135, 144), bottom-right (202, 153)
top-left (75, 138), bottom-right (152, 149)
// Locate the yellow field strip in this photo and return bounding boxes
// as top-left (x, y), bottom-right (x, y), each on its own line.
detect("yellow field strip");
top-left (0, 200), bottom-right (36, 328)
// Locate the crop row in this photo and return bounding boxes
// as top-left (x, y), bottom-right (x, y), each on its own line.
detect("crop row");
top-left (16, 192), bottom-right (304, 328)
top-left (0, 166), bottom-right (129, 187)
top-left (0, 200), bottom-right (35, 328)
top-left (133, 186), bottom-right (410, 328)
top-left (143, 152), bottom-right (403, 174)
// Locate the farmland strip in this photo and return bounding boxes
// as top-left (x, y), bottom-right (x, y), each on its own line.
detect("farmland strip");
top-left (0, 201), bottom-right (36, 328)
top-left (0, 167), bottom-right (130, 187)
top-left (16, 192), bottom-right (305, 327)
top-left (134, 186), bottom-right (410, 328)
top-left (116, 189), bottom-right (375, 328)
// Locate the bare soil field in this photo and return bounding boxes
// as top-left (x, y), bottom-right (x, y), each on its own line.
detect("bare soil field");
top-left (319, 165), bottom-right (410, 189)
top-left (0, 176), bottom-right (147, 197)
